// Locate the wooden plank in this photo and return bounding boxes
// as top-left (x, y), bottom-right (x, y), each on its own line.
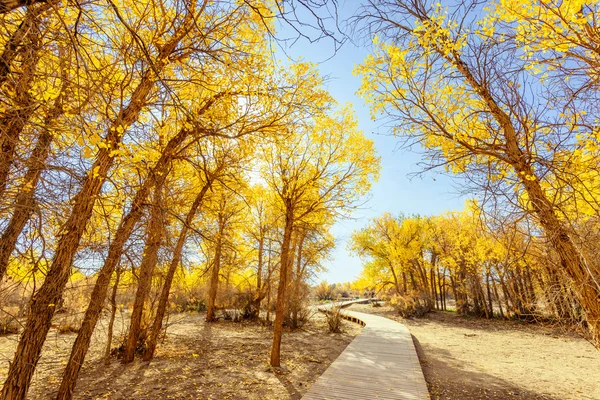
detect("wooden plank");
top-left (303, 300), bottom-right (430, 400)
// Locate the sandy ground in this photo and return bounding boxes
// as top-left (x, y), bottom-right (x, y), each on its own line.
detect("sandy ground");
top-left (348, 303), bottom-right (600, 400)
top-left (0, 311), bottom-right (362, 399)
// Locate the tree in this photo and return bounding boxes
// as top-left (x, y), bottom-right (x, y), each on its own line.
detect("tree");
top-left (356, 0), bottom-right (600, 345)
top-left (262, 101), bottom-right (379, 367)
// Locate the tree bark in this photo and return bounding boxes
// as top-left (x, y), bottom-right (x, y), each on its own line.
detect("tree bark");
top-left (8, 30), bottom-right (190, 395)
top-left (270, 203), bottom-right (293, 367)
top-left (144, 180), bottom-right (212, 360)
top-left (55, 122), bottom-right (195, 400)
top-left (122, 178), bottom-right (165, 363)
top-left (253, 235), bottom-right (265, 315)
top-left (451, 39), bottom-right (600, 343)
top-left (104, 268), bottom-right (122, 365)
top-left (0, 88), bottom-right (63, 280)
top-left (206, 215), bottom-right (224, 323)
top-left (0, 21), bottom-right (40, 200)
top-left (0, 58), bottom-right (162, 397)
top-left (0, 0), bottom-right (49, 15)
top-left (0, 2), bottom-right (49, 84)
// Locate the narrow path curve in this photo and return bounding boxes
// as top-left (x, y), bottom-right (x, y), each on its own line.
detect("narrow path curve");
top-left (303, 300), bottom-right (430, 400)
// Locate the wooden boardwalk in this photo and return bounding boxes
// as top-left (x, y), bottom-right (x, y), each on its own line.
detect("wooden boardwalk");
top-left (303, 301), bottom-right (430, 400)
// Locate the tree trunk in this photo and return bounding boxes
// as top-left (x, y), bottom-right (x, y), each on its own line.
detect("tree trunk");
top-left (253, 236), bottom-right (265, 315)
top-left (104, 268), bottom-right (122, 365)
top-left (452, 41), bottom-right (600, 343)
top-left (1, 27), bottom-right (184, 396)
top-left (492, 274), bottom-right (505, 319)
top-left (144, 181), bottom-right (211, 360)
top-left (0, 0), bottom-right (50, 15)
top-left (122, 179), bottom-right (165, 364)
top-left (430, 268), bottom-right (437, 310)
top-left (0, 83), bottom-right (64, 280)
top-left (56, 124), bottom-right (192, 400)
top-left (206, 215), bottom-right (225, 322)
top-left (486, 271), bottom-right (493, 318)
top-left (0, 23), bottom-right (40, 200)
top-left (270, 204), bottom-right (294, 367)
top-left (0, 3), bottom-right (50, 84)
top-left (290, 231), bottom-right (305, 328)
top-left (437, 268), bottom-right (445, 311)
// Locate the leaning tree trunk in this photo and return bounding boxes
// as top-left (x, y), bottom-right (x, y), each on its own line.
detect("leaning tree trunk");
top-left (0, 0), bottom-right (50, 15)
top-left (122, 179), bottom-right (165, 364)
top-left (0, 21), bottom-right (40, 201)
top-left (451, 41), bottom-right (600, 345)
top-left (104, 268), bottom-right (122, 365)
top-left (270, 204), bottom-right (294, 367)
top-left (144, 180), bottom-right (213, 360)
top-left (56, 113), bottom-right (219, 400)
top-left (0, 51), bottom-right (171, 400)
top-left (0, 87), bottom-right (63, 281)
top-left (0, 2), bottom-right (49, 84)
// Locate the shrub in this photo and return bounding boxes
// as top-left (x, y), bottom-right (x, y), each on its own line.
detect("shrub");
top-left (326, 306), bottom-right (343, 333)
top-left (314, 281), bottom-right (336, 301)
top-left (0, 306), bottom-right (21, 335)
top-left (284, 305), bottom-right (311, 328)
top-left (111, 330), bottom-right (149, 359)
top-left (0, 316), bottom-right (20, 335)
top-left (183, 298), bottom-right (206, 312)
top-left (56, 315), bottom-right (81, 334)
top-left (389, 291), bottom-right (432, 318)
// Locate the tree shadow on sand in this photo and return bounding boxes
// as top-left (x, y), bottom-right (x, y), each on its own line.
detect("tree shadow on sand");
top-left (411, 334), bottom-right (558, 400)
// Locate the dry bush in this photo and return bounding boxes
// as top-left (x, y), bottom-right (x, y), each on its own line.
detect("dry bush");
top-left (231, 288), bottom-right (258, 320)
top-left (389, 291), bottom-right (432, 318)
top-left (0, 306), bottom-right (21, 335)
top-left (326, 306), bottom-right (343, 333)
top-left (111, 327), bottom-right (150, 359)
top-left (284, 304), bottom-right (311, 328)
top-left (56, 315), bottom-right (81, 334)
top-left (314, 281), bottom-right (336, 301)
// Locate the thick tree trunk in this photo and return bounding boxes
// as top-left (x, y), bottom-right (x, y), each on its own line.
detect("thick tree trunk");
top-left (0, 63), bottom-right (159, 397)
top-left (0, 2), bottom-right (49, 83)
top-left (452, 43), bottom-right (600, 344)
top-left (122, 179), bottom-right (165, 364)
top-left (0, 0), bottom-right (49, 15)
top-left (144, 181), bottom-right (211, 360)
top-left (104, 268), bottom-right (122, 365)
top-left (0, 86), bottom-right (63, 280)
top-left (0, 24), bottom-right (40, 200)
top-left (270, 205), bottom-right (294, 367)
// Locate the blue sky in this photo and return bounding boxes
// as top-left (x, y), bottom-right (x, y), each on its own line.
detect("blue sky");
top-left (275, 4), bottom-right (468, 284)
